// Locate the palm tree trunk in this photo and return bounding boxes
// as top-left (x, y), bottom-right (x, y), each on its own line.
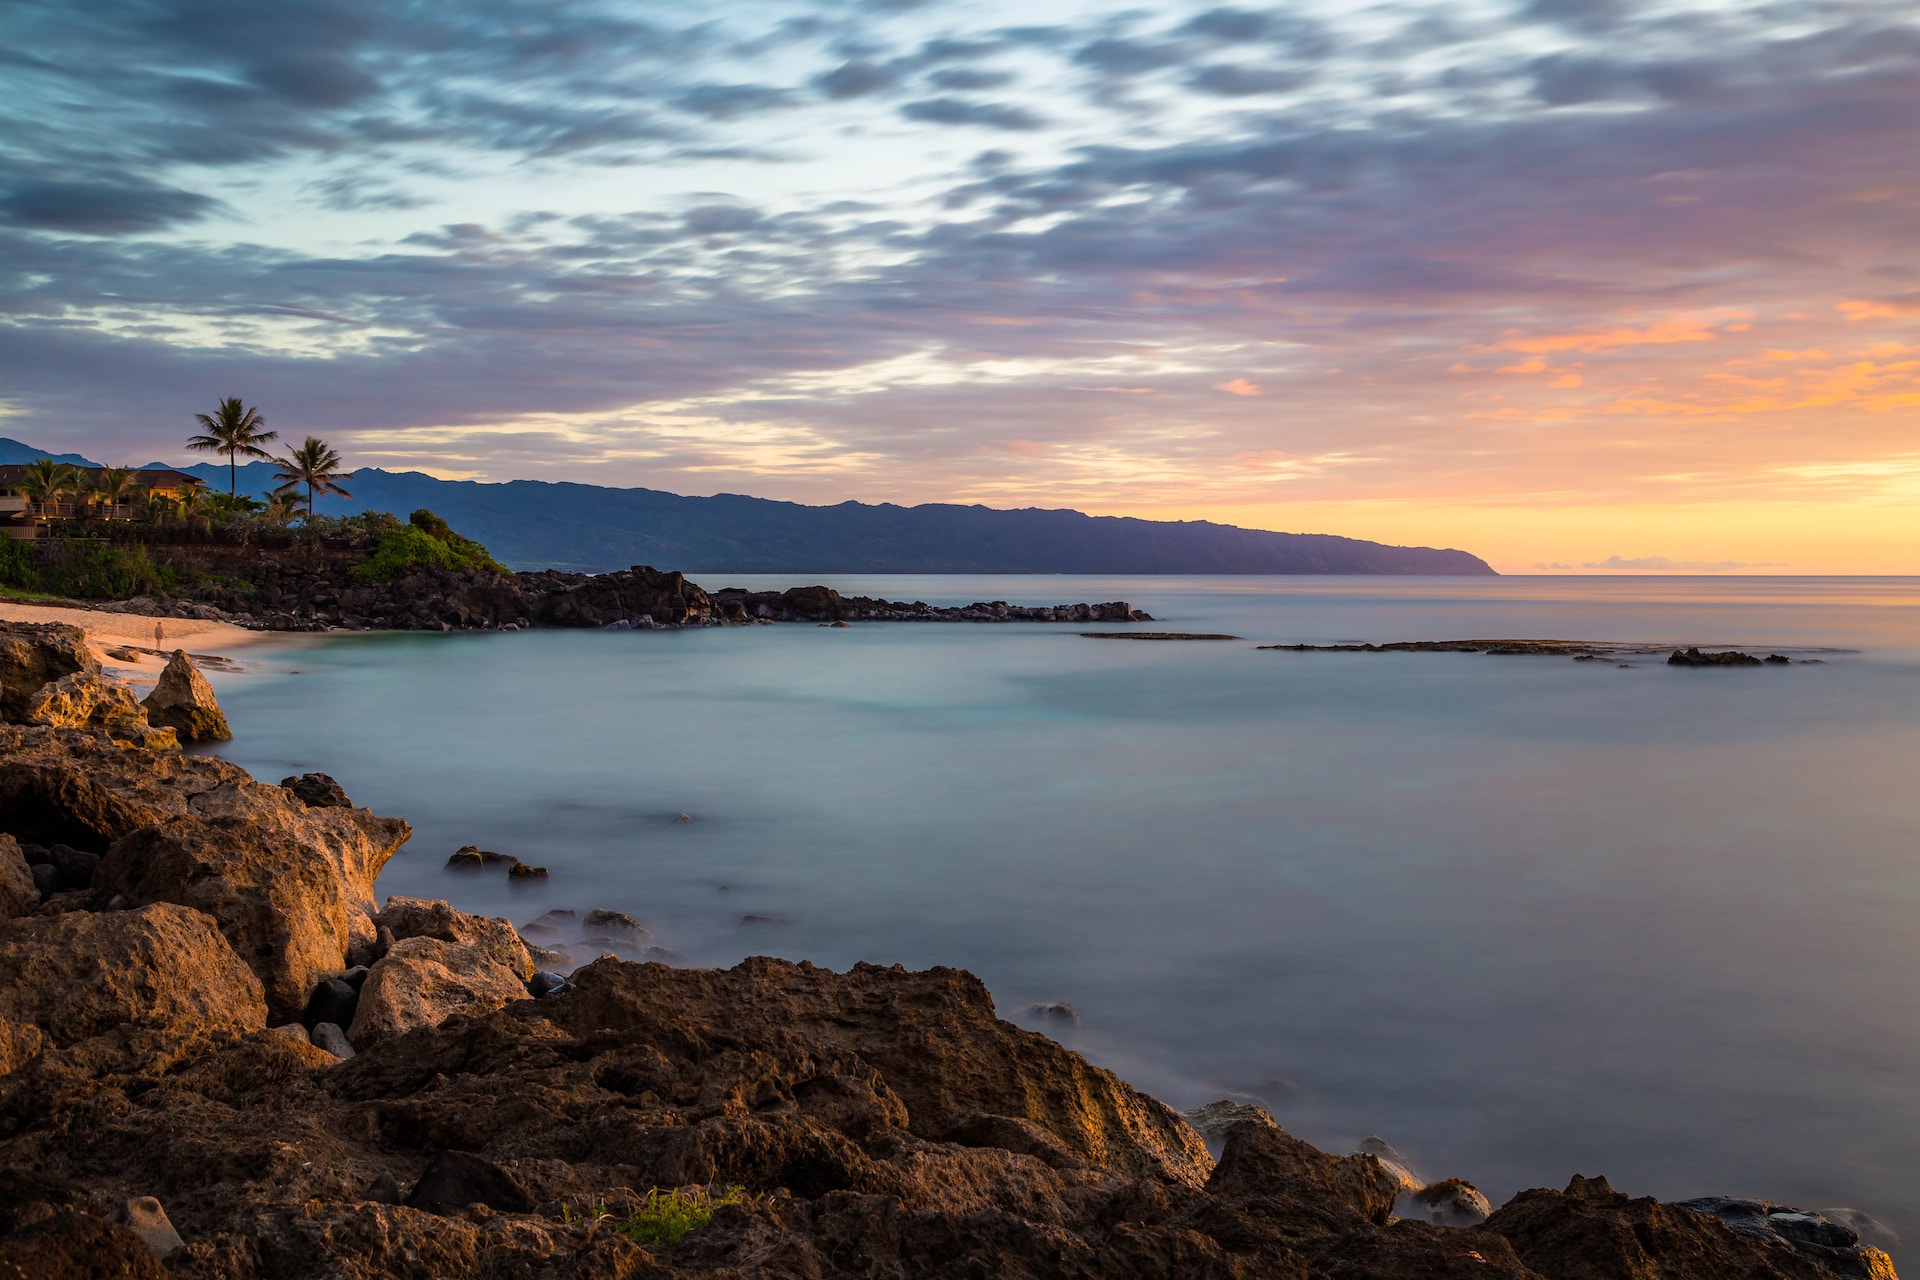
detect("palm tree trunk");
top-left (229, 453), bottom-right (237, 496)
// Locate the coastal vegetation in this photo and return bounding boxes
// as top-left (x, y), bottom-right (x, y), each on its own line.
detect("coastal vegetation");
top-left (351, 509), bottom-right (506, 583)
top-left (186, 397), bottom-right (277, 496)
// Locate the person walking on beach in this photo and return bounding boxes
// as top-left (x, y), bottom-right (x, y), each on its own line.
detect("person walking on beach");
top-left (154, 620), bottom-right (164, 650)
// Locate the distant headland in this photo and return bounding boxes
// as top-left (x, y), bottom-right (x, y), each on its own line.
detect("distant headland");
top-left (0, 438), bottom-right (1495, 576)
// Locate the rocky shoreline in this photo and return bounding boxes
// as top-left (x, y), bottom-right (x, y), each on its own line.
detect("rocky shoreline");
top-left (0, 620), bottom-right (1899, 1279)
top-left (79, 547), bottom-right (1149, 632)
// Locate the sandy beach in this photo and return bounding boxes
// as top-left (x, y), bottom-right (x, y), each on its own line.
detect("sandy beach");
top-left (0, 601), bottom-right (290, 689)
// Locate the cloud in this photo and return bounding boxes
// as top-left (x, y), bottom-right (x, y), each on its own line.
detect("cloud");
top-left (816, 60), bottom-right (900, 99)
top-left (899, 98), bottom-right (1044, 130)
top-left (0, 177), bottom-right (220, 234)
top-left (1581, 556), bottom-right (1782, 571)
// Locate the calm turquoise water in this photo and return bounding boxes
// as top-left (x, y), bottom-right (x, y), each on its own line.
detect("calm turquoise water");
top-left (208, 576), bottom-right (1920, 1245)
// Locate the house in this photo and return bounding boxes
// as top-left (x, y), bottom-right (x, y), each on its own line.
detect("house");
top-left (0, 465), bottom-right (207, 538)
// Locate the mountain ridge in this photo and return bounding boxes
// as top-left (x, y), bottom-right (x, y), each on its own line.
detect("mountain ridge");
top-left (0, 442), bottom-right (1496, 575)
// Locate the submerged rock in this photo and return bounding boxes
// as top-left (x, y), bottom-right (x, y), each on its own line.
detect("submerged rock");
top-left (1669, 646), bottom-right (1765, 666)
top-left (280, 772), bottom-right (351, 808)
top-left (141, 650), bottom-right (232, 742)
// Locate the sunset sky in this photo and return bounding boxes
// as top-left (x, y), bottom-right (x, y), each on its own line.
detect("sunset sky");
top-left (3, 0), bottom-right (1917, 572)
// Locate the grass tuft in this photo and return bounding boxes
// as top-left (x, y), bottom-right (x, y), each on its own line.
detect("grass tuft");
top-left (610, 1185), bottom-right (755, 1248)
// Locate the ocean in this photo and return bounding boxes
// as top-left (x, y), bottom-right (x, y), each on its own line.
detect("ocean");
top-left (206, 575), bottom-right (1920, 1246)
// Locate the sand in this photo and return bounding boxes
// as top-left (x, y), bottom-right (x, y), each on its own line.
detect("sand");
top-left (0, 601), bottom-right (293, 689)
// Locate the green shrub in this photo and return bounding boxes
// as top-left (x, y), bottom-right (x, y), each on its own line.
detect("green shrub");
top-left (612, 1186), bottom-right (754, 1248)
top-left (349, 509), bottom-right (504, 583)
top-left (0, 539), bottom-right (177, 599)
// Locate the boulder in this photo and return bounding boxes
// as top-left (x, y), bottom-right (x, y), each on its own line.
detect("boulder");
top-left (1404, 1176), bottom-right (1493, 1227)
top-left (1205, 1110), bottom-right (1398, 1226)
top-left (346, 936), bottom-right (530, 1047)
top-left (301, 978), bottom-right (360, 1031)
top-left (1487, 1175), bottom-right (1852, 1280)
top-left (0, 621), bottom-right (97, 722)
top-left (0, 903), bottom-right (267, 1051)
top-left (0, 835), bottom-right (37, 919)
top-left (373, 895), bottom-right (534, 980)
top-left (23, 671), bottom-right (171, 747)
top-left (311, 1022), bottom-right (356, 1061)
top-left (109, 1196), bottom-right (185, 1259)
top-left (280, 772), bottom-right (351, 808)
top-left (403, 1150), bottom-right (533, 1216)
top-left (73, 751), bottom-right (411, 1024)
top-left (140, 650), bottom-right (231, 742)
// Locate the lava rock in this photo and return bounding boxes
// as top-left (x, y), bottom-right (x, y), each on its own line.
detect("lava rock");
top-left (1669, 646), bottom-right (1764, 666)
top-left (279, 772), bottom-right (352, 807)
top-left (0, 835), bottom-right (38, 919)
top-left (300, 977), bottom-right (359, 1031)
top-left (346, 936), bottom-right (530, 1047)
top-left (507, 860), bottom-right (548, 880)
top-left (403, 1150), bottom-right (533, 1216)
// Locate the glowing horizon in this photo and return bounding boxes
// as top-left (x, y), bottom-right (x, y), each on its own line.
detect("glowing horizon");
top-left (2, 0), bottom-right (1917, 573)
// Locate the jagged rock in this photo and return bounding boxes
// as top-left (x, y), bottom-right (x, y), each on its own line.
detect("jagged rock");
top-left (0, 836), bottom-right (37, 919)
top-left (109, 1196), bottom-right (184, 1258)
top-left (310, 1022), bottom-right (356, 1061)
top-left (0, 1208), bottom-right (171, 1279)
top-left (0, 621), bottom-right (97, 722)
top-left (403, 1150), bottom-right (533, 1216)
top-left (0, 1017), bottom-right (45, 1075)
top-left (346, 936), bottom-right (530, 1047)
top-left (506, 860), bottom-right (547, 879)
top-left (0, 903), bottom-right (267, 1053)
top-left (270, 1023), bottom-right (310, 1045)
top-left (1353, 1135), bottom-right (1423, 1193)
top-left (1675, 1196), bottom-right (1900, 1277)
top-left (12, 731), bottom-right (414, 1023)
top-left (23, 670), bottom-right (170, 747)
top-left (140, 650), bottom-right (231, 742)
top-left (1670, 646), bottom-right (1765, 667)
top-left (1487, 1174), bottom-right (1855, 1279)
top-left (1206, 1110), bottom-right (1398, 1225)
top-left (1405, 1176), bottom-right (1493, 1227)
top-left (279, 772), bottom-right (350, 808)
top-left (373, 895), bottom-right (533, 980)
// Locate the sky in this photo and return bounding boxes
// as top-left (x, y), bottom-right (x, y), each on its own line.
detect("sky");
top-left (2, 0), bottom-right (1917, 573)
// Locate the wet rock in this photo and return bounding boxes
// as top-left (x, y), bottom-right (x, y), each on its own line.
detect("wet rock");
top-left (506, 860), bottom-right (548, 880)
top-left (301, 977), bottom-right (360, 1031)
top-left (1674, 1196), bottom-right (1898, 1276)
top-left (1488, 1175), bottom-right (1852, 1280)
top-left (403, 1150), bottom-right (533, 1216)
top-left (0, 902), bottom-right (267, 1055)
top-left (580, 908), bottom-right (645, 942)
top-left (517, 908), bottom-right (576, 938)
top-left (527, 970), bottom-right (571, 998)
top-left (0, 835), bottom-right (37, 919)
top-left (1669, 646), bottom-right (1765, 666)
top-left (109, 1195), bottom-right (185, 1258)
top-left (140, 650), bottom-right (232, 742)
top-left (373, 895), bottom-right (534, 980)
top-left (1025, 1001), bottom-right (1081, 1026)
top-left (523, 941), bottom-right (571, 970)
top-left (279, 772), bottom-right (351, 808)
top-left (310, 1022), bottom-right (356, 1060)
top-left (0, 621), bottom-right (97, 722)
top-left (1821, 1207), bottom-right (1902, 1251)
top-left (346, 935), bottom-right (531, 1047)
top-left (104, 646), bottom-right (142, 663)
top-left (444, 846), bottom-right (483, 870)
top-left (1405, 1176), bottom-right (1493, 1227)
top-left (1353, 1135), bottom-right (1423, 1194)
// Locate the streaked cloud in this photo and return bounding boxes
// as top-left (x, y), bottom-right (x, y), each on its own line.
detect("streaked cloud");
top-left (0, 0), bottom-right (1916, 569)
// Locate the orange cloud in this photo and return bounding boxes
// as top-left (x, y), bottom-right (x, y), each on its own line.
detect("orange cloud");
top-left (1217, 378), bottom-right (1261, 396)
top-left (1499, 317), bottom-right (1730, 355)
top-left (1839, 298), bottom-right (1920, 322)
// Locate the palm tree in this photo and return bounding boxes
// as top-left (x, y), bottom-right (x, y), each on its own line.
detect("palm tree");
top-left (91, 466), bottom-right (142, 520)
top-left (187, 397), bottom-right (277, 495)
top-left (273, 437), bottom-right (351, 517)
top-left (17, 459), bottom-right (76, 524)
top-left (173, 485), bottom-right (214, 535)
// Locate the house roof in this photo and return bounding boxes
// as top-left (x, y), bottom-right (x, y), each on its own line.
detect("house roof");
top-left (0, 464), bottom-right (205, 490)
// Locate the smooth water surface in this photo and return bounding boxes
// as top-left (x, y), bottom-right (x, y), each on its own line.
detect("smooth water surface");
top-left (208, 576), bottom-right (1920, 1246)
